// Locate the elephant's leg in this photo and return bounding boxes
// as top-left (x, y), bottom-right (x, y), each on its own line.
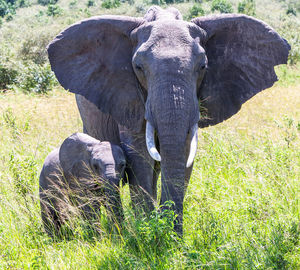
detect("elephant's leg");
top-left (119, 125), bottom-right (156, 214)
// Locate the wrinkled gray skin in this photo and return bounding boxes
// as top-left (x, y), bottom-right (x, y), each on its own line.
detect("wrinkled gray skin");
top-left (39, 133), bottom-right (126, 236)
top-left (47, 6), bottom-right (290, 234)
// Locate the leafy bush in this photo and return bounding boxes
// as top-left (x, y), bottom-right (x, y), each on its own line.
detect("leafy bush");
top-left (0, 0), bottom-right (16, 18)
top-left (37, 0), bottom-right (57, 6)
top-left (69, 0), bottom-right (77, 8)
top-left (46, 4), bottom-right (62, 16)
top-left (17, 0), bottom-right (30, 8)
top-left (125, 201), bottom-right (180, 260)
top-left (286, 6), bottom-right (296, 16)
top-left (8, 152), bottom-right (37, 197)
top-left (164, 0), bottom-right (184, 4)
top-left (19, 64), bottom-right (56, 94)
top-left (86, 0), bottom-right (94, 7)
top-left (238, 0), bottom-right (256, 16)
top-left (211, 0), bottom-right (233, 13)
top-left (101, 0), bottom-right (120, 9)
top-left (19, 34), bottom-right (51, 65)
top-left (0, 63), bottom-right (18, 89)
top-left (187, 4), bottom-right (205, 19)
top-left (286, 0), bottom-right (300, 14)
top-left (277, 16), bottom-right (300, 65)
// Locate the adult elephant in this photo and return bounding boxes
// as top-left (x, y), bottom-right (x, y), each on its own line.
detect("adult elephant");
top-left (47, 6), bottom-right (290, 234)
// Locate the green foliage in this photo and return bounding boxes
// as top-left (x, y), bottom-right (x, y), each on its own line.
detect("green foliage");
top-left (17, 0), bottom-right (30, 8)
top-left (18, 64), bottom-right (56, 94)
top-left (0, 0), bottom-right (16, 18)
top-left (8, 152), bottom-right (37, 198)
top-left (19, 35), bottom-right (50, 65)
top-left (69, 0), bottom-right (77, 9)
top-left (0, 63), bottom-right (18, 89)
top-left (0, 0), bottom-right (299, 268)
top-left (125, 201), bottom-right (179, 256)
top-left (286, 5), bottom-right (296, 16)
top-left (86, 0), bottom-right (94, 7)
top-left (101, 0), bottom-right (120, 9)
top-left (277, 15), bottom-right (300, 65)
top-left (286, 0), bottom-right (300, 16)
top-left (211, 0), bottom-right (233, 13)
top-left (46, 4), bottom-right (62, 16)
top-left (187, 4), bottom-right (205, 19)
top-left (164, 0), bottom-right (184, 4)
top-left (238, 0), bottom-right (256, 16)
top-left (37, 0), bottom-right (57, 6)
top-left (0, 87), bottom-right (299, 268)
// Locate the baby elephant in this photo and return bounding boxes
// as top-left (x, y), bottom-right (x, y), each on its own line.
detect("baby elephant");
top-left (39, 132), bottom-right (126, 236)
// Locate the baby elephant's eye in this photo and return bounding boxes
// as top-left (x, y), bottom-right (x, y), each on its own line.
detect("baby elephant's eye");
top-left (93, 163), bottom-right (99, 171)
top-left (119, 160), bottom-right (126, 171)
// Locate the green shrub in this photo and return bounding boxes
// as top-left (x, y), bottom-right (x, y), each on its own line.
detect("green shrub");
top-left (86, 0), bottom-right (94, 7)
top-left (0, 64), bottom-right (18, 89)
top-left (150, 0), bottom-right (164, 5)
top-left (37, 0), bottom-right (57, 6)
top-left (46, 4), bottom-right (62, 16)
top-left (164, 0), bottom-right (184, 4)
top-left (16, 0), bottom-right (30, 8)
top-left (287, 0), bottom-right (300, 13)
top-left (69, 0), bottom-right (77, 8)
top-left (211, 0), bottom-right (233, 13)
top-left (124, 201), bottom-right (180, 261)
top-left (101, 0), bottom-right (120, 9)
top-left (238, 0), bottom-right (256, 16)
top-left (19, 34), bottom-right (51, 65)
top-left (0, 0), bottom-right (16, 18)
top-left (286, 5), bottom-right (296, 16)
top-left (19, 64), bottom-right (56, 94)
top-left (8, 152), bottom-right (37, 197)
top-left (277, 16), bottom-right (300, 65)
top-left (187, 4), bottom-right (205, 19)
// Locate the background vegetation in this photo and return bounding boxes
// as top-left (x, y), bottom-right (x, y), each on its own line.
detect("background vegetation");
top-left (0, 0), bottom-right (299, 268)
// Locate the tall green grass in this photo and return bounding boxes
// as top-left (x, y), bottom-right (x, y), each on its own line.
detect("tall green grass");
top-left (0, 0), bottom-right (299, 268)
top-left (0, 81), bottom-right (299, 268)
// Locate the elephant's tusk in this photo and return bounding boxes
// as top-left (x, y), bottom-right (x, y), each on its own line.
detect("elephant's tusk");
top-left (146, 121), bottom-right (161, 162)
top-left (186, 123), bottom-right (198, 168)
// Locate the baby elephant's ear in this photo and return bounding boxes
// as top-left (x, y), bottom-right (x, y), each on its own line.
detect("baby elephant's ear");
top-left (48, 16), bottom-right (145, 132)
top-left (192, 14), bottom-right (290, 127)
top-left (59, 133), bottom-right (99, 173)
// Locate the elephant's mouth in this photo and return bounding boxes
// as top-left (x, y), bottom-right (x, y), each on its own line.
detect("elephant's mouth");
top-left (145, 121), bottom-right (198, 168)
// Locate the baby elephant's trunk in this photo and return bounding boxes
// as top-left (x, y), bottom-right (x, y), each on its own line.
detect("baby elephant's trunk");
top-left (104, 182), bottom-right (124, 225)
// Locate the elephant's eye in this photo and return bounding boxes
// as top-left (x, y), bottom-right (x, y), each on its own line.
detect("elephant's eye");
top-left (135, 64), bottom-right (143, 71)
top-left (200, 63), bottom-right (207, 70)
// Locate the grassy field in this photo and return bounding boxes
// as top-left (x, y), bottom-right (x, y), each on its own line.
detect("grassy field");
top-left (0, 69), bottom-right (299, 268)
top-left (0, 0), bottom-right (300, 268)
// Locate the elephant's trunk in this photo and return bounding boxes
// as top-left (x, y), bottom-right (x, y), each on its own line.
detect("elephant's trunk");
top-left (145, 77), bottom-right (200, 233)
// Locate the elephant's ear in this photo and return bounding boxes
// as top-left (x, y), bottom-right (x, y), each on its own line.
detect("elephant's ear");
top-left (192, 14), bottom-right (290, 127)
top-left (59, 133), bottom-right (99, 173)
top-left (48, 16), bottom-right (145, 132)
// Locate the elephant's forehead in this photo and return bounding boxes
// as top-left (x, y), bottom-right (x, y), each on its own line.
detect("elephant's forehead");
top-left (149, 20), bottom-right (193, 42)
